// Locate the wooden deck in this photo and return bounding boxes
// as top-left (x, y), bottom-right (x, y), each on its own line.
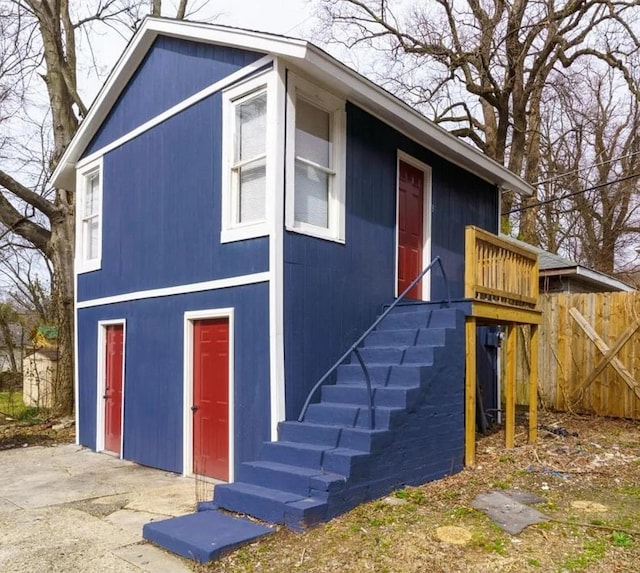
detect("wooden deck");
top-left (464, 226), bottom-right (541, 466)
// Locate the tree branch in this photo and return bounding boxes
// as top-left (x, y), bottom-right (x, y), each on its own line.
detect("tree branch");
top-left (0, 169), bottom-right (59, 218)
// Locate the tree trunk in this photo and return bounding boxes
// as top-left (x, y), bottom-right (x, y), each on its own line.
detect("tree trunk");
top-left (49, 214), bottom-right (75, 416)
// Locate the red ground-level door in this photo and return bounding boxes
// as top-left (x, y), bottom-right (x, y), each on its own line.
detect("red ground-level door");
top-left (104, 324), bottom-right (124, 455)
top-left (397, 160), bottom-right (425, 300)
top-left (192, 318), bottom-right (230, 481)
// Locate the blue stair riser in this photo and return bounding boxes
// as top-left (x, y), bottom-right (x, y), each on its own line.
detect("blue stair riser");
top-left (322, 448), bottom-right (370, 477)
top-left (236, 461), bottom-right (344, 498)
top-left (364, 327), bottom-right (450, 348)
top-left (304, 403), bottom-right (406, 430)
top-left (337, 363), bottom-right (434, 387)
top-left (351, 347), bottom-right (405, 365)
top-left (352, 345), bottom-right (441, 366)
top-left (363, 329), bottom-right (418, 347)
top-left (214, 482), bottom-right (326, 523)
top-left (278, 421), bottom-right (341, 447)
top-left (321, 384), bottom-right (423, 410)
top-left (377, 308), bottom-right (461, 330)
top-left (261, 441), bottom-right (328, 469)
top-left (336, 364), bottom-right (391, 384)
top-left (277, 421), bottom-right (395, 454)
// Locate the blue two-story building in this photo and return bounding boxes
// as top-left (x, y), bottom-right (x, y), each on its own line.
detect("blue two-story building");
top-left (52, 18), bottom-right (533, 546)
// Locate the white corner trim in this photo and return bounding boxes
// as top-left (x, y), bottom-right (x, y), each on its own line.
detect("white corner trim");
top-left (183, 308), bottom-right (235, 482)
top-left (73, 269), bottom-right (80, 446)
top-left (95, 319), bottom-right (126, 457)
top-left (268, 59), bottom-right (287, 440)
top-left (76, 272), bottom-right (270, 309)
top-left (77, 56), bottom-right (274, 172)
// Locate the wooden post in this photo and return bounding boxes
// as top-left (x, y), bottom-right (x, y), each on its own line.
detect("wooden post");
top-left (529, 324), bottom-right (538, 443)
top-left (505, 325), bottom-right (516, 448)
top-left (465, 318), bottom-right (476, 466)
top-left (464, 226), bottom-right (476, 299)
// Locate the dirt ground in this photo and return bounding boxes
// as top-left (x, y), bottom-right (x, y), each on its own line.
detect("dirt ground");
top-left (2, 409), bottom-right (638, 572)
top-left (0, 414), bottom-right (75, 450)
top-left (201, 411), bottom-right (640, 573)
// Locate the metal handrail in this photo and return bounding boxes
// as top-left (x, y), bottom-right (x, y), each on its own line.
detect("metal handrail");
top-left (297, 256), bottom-right (451, 429)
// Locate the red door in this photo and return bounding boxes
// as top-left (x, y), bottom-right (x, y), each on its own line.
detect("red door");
top-left (398, 161), bottom-right (425, 299)
top-left (193, 318), bottom-right (229, 481)
top-left (104, 324), bottom-right (124, 454)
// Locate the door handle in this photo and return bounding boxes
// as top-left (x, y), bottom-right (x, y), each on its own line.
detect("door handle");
top-left (191, 405), bottom-right (198, 412)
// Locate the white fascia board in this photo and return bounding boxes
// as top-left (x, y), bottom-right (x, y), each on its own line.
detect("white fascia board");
top-left (147, 18), bottom-right (307, 57)
top-left (300, 45), bottom-right (533, 197)
top-left (51, 17), bottom-right (308, 191)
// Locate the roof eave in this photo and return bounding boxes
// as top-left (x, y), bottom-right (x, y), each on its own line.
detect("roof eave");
top-left (52, 18), bottom-right (532, 198)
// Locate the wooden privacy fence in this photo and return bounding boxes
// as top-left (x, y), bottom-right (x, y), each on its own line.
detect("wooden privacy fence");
top-left (508, 291), bottom-right (640, 420)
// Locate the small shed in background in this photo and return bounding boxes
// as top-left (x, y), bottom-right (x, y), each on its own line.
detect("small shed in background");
top-left (22, 348), bottom-right (58, 408)
top-left (22, 326), bottom-right (59, 409)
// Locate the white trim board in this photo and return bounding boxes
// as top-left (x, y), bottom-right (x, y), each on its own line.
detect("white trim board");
top-left (77, 272), bottom-right (269, 309)
top-left (96, 319), bottom-right (126, 457)
top-left (267, 59), bottom-right (287, 440)
top-left (183, 308), bottom-right (235, 482)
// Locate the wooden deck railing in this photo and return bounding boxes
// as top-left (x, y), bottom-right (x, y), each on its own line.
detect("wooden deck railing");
top-left (464, 226), bottom-right (539, 309)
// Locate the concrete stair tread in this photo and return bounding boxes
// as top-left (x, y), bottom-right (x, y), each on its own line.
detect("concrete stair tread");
top-left (143, 510), bottom-right (274, 563)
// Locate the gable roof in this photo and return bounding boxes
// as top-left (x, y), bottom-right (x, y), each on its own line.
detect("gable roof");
top-left (501, 235), bottom-right (634, 292)
top-left (51, 17), bottom-right (533, 196)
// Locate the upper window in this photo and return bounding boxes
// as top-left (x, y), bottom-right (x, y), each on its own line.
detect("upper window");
top-left (286, 74), bottom-right (346, 243)
top-left (221, 74), bottom-right (272, 243)
top-left (76, 158), bottom-right (103, 273)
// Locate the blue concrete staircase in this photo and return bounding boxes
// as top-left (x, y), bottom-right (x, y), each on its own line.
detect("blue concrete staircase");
top-left (144, 304), bottom-right (466, 561)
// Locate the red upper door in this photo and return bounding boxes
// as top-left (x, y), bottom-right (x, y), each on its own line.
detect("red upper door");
top-left (104, 324), bottom-right (124, 454)
top-left (193, 318), bottom-right (230, 481)
top-left (397, 160), bottom-right (425, 300)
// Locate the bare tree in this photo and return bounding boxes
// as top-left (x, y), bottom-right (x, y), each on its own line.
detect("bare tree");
top-left (0, 0), bottom-right (196, 415)
top-left (318, 0), bottom-right (640, 242)
top-left (535, 69), bottom-right (640, 275)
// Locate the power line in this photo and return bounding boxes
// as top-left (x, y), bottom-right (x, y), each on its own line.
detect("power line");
top-left (533, 150), bottom-right (640, 187)
top-left (506, 172), bottom-right (640, 214)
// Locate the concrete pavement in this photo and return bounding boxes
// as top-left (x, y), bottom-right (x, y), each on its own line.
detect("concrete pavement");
top-left (0, 443), bottom-right (207, 572)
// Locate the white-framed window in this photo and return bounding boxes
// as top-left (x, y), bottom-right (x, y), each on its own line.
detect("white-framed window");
top-left (221, 73), bottom-right (273, 243)
top-left (76, 157), bottom-right (103, 273)
top-left (285, 73), bottom-right (346, 243)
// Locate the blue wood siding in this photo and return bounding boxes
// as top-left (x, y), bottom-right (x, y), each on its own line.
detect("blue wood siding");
top-left (78, 96), bottom-right (268, 302)
top-left (283, 103), bottom-right (498, 419)
top-left (86, 37), bottom-right (264, 155)
top-left (77, 283), bottom-right (270, 474)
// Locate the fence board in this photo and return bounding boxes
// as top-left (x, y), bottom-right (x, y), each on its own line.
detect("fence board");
top-left (505, 291), bottom-right (640, 420)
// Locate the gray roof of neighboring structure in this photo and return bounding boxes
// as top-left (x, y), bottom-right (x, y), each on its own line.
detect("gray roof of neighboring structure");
top-left (500, 235), bottom-right (635, 292)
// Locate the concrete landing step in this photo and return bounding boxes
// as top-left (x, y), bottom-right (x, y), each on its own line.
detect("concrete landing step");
top-left (143, 510), bottom-right (274, 563)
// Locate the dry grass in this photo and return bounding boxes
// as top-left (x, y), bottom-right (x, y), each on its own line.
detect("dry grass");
top-left (196, 411), bottom-right (640, 573)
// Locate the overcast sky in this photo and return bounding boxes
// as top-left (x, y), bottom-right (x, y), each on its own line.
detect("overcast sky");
top-left (213, 0), bottom-right (314, 36)
top-left (81, 0), bottom-right (319, 102)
